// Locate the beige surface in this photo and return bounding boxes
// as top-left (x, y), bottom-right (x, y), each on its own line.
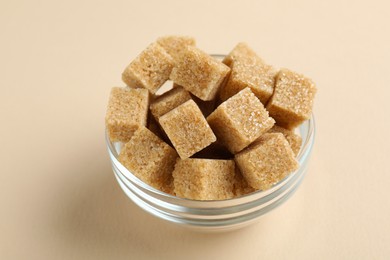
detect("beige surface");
top-left (1, 0), bottom-right (389, 259)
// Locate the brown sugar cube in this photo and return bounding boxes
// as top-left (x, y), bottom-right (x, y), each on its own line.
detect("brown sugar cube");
top-left (150, 86), bottom-right (192, 119)
top-left (105, 87), bottom-right (149, 142)
top-left (266, 69), bottom-right (317, 129)
top-left (122, 42), bottom-right (174, 94)
top-left (235, 133), bottom-right (299, 190)
top-left (159, 100), bottom-right (216, 159)
top-left (119, 126), bottom-right (178, 191)
top-left (233, 168), bottom-right (255, 197)
top-left (268, 125), bottom-right (302, 156)
top-left (220, 60), bottom-right (277, 104)
top-left (207, 88), bottom-right (275, 154)
top-left (173, 158), bottom-right (235, 200)
top-left (156, 36), bottom-right (196, 61)
top-left (220, 42), bottom-right (276, 104)
top-left (222, 42), bottom-right (260, 67)
top-left (170, 46), bottom-right (230, 101)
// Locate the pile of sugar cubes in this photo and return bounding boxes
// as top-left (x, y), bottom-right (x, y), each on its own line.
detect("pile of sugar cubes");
top-left (105, 36), bottom-right (316, 200)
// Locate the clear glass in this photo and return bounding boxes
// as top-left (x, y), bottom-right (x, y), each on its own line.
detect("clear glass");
top-left (105, 55), bottom-right (316, 232)
top-left (106, 116), bottom-right (314, 232)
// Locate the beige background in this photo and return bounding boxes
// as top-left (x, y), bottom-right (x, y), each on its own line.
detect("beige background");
top-left (1, 0), bottom-right (390, 259)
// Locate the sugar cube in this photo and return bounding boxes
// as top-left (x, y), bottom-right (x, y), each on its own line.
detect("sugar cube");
top-left (207, 88), bottom-right (275, 154)
top-left (173, 158), bottom-right (235, 200)
top-left (150, 86), bottom-right (192, 119)
top-left (235, 133), bottom-right (299, 190)
top-left (159, 100), bottom-right (216, 159)
top-left (105, 87), bottom-right (149, 142)
top-left (266, 69), bottom-right (317, 129)
top-left (122, 42), bottom-right (174, 94)
top-left (268, 125), bottom-right (302, 156)
top-left (170, 46), bottom-right (230, 101)
top-left (233, 168), bottom-right (255, 197)
top-left (119, 126), bottom-right (178, 190)
top-left (220, 59), bottom-right (276, 104)
top-left (157, 35), bottom-right (196, 61)
top-left (222, 42), bottom-right (260, 67)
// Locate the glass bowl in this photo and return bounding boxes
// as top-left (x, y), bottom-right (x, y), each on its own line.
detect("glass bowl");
top-left (105, 114), bottom-right (315, 232)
